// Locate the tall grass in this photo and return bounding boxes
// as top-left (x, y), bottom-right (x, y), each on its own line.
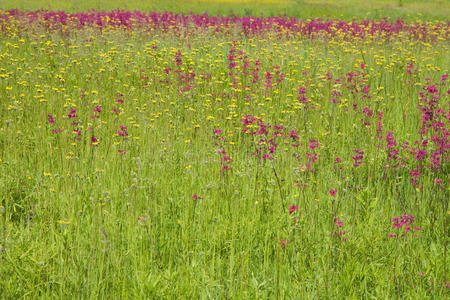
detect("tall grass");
top-left (0, 10), bottom-right (449, 298)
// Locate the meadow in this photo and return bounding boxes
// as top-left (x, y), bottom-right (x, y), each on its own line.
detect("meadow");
top-left (0, 1), bottom-right (449, 298)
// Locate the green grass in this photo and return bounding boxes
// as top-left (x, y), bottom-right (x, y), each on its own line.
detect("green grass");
top-left (0, 0), bottom-right (449, 20)
top-left (0, 4), bottom-right (449, 300)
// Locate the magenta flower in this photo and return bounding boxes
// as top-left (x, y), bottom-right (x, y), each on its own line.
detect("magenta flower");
top-left (47, 113), bottom-right (55, 124)
top-left (67, 108), bottom-right (77, 119)
top-left (409, 167), bottom-right (422, 186)
top-left (273, 124), bottom-right (284, 131)
top-left (297, 86), bottom-right (308, 103)
top-left (175, 51), bottom-right (183, 66)
top-left (262, 154), bottom-right (273, 160)
top-left (118, 125), bottom-right (128, 137)
top-left (289, 205), bottom-right (298, 215)
top-left (389, 214), bottom-right (420, 238)
top-left (351, 149), bottom-right (364, 167)
top-left (51, 128), bottom-right (62, 135)
top-left (116, 94), bottom-right (124, 103)
top-left (329, 188), bottom-right (337, 197)
top-left (308, 139), bottom-right (319, 149)
top-left (306, 153), bottom-right (318, 163)
top-left (289, 131), bottom-right (299, 140)
top-left (332, 217), bottom-right (347, 241)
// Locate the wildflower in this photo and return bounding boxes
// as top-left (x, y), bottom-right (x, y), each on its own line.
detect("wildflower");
top-left (409, 167), bottom-right (422, 186)
top-left (262, 154), bottom-right (273, 160)
top-left (118, 125), bottom-right (128, 137)
top-left (68, 108), bottom-right (79, 119)
top-left (332, 217), bottom-right (347, 241)
top-left (289, 205), bottom-right (298, 215)
top-left (308, 139), bottom-right (319, 150)
top-left (47, 113), bottom-right (55, 124)
top-left (389, 214), bottom-right (420, 238)
top-left (351, 149), bottom-right (364, 167)
top-left (289, 131), bottom-right (299, 140)
top-left (329, 188), bottom-right (337, 197)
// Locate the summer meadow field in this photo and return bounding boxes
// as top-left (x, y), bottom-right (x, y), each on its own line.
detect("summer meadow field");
top-left (0, 0), bottom-right (449, 298)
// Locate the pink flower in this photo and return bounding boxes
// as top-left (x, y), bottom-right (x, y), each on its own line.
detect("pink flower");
top-left (351, 149), bottom-right (364, 167)
top-left (289, 131), bottom-right (299, 140)
top-left (308, 139), bottom-right (319, 149)
top-left (289, 205), bottom-right (298, 215)
top-left (280, 240), bottom-right (287, 249)
top-left (329, 188), bottom-right (337, 197)
top-left (389, 214), bottom-right (420, 238)
top-left (68, 108), bottom-right (77, 119)
top-left (47, 113), bottom-right (55, 124)
top-left (118, 125), bottom-right (128, 137)
top-left (262, 154), bottom-right (273, 160)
